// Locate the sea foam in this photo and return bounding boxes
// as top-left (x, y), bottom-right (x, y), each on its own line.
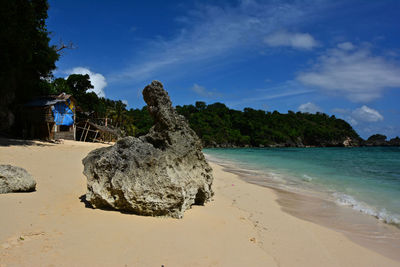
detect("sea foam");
top-left (204, 147), bottom-right (400, 227)
top-left (333, 192), bottom-right (400, 226)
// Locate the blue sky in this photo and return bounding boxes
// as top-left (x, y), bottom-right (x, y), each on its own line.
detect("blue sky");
top-left (47, 0), bottom-right (400, 139)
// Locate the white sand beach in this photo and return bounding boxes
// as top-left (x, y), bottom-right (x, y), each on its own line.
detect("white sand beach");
top-left (0, 139), bottom-right (399, 266)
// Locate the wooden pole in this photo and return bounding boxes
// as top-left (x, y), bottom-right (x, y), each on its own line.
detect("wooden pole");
top-left (93, 130), bottom-right (99, 142)
top-left (47, 122), bottom-right (51, 140)
top-left (83, 125), bottom-right (91, 142)
top-left (79, 120), bottom-right (88, 141)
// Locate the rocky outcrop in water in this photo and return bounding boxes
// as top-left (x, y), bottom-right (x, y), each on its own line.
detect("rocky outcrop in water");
top-left (364, 134), bottom-right (388, 146)
top-left (82, 81), bottom-right (214, 218)
top-left (0, 165), bottom-right (36, 194)
top-left (388, 137), bottom-right (400, 146)
top-left (363, 134), bottom-right (400, 147)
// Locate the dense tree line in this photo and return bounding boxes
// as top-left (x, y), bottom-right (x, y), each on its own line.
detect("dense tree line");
top-left (47, 80), bottom-right (398, 147)
top-left (46, 77), bottom-right (362, 147)
top-left (175, 102), bottom-right (361, 147)
top-left (128, 101), bottom-right (361, 147)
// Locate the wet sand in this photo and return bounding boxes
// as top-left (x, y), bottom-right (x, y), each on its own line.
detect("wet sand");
top-left (0, 139), bottom-right (399, 266)
top-left (210, 158), bottom-right (400, 262)
top-left (275, 188), bottom-right (400, 261)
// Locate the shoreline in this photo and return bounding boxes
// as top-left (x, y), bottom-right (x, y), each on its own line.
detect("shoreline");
top-left (204, 148), bottom-right (400, 226)
top-left (205, 153), bottom-right (400, 262)
top-left (0, 140), bottom-right (399, 266)
top-left (209, 161), bottom-right (400, 266)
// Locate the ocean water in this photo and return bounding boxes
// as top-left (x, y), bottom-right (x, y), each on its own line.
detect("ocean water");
top-left (204, 147), bottom-right (400, 226)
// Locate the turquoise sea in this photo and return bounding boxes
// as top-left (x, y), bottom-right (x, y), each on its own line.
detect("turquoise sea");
top-left (204, 147), bottom-right (400, 226)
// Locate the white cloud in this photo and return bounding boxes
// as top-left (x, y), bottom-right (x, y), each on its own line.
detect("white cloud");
top-left (229, 80), bottom-right (313, 107)
top-left (333, 105), bottom-right (383, 126)
top-left (298, 102), bottom-right (322, 113)
top-left (191, 84), bottom-right (210, 97)
top-left (331, 108), bottom-right (357, 125)
top-left (113, 1), bottom-right (327, 82)
top-left (347, 117), bottom-right (359, 126)
top-left (68, 67), bottom-right (107, 98)
top-left (264, 31), bottom-right (319, 50)
top-left (331, 108), bottom-right (349, 114)
top-left (122, 99), bottom-right (128, 106)
top-left (191, 84), bottom-right (220, 98)
top-left (337, 42), bottom-right (355, 50)
top-left (352, 105), bottom-right (384, 122)
top-left (297, 45), bottom-right (400, 102)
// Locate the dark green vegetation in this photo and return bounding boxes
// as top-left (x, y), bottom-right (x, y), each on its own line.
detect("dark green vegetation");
top-left (0, 0), bottom-right (145, 137)
top-left (135, 103), bottom-right (400, 147)
top-left (177, 102), bottom-right (362, 147)
top-left (34, 81), bottom-right (400, 147)
top-left (126, 102), bottom-right (363, 147)
top-left (0, 0), bottom-right (137, 137)
top-left (0, 0), bottom-right (59, 132)
top-left (364, 134), bottom-right (400, 146)
top-left (85, 101), bottom-right (365, 147)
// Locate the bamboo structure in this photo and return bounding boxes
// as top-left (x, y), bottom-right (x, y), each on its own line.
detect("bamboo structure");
top-left (76, 120), bottom-right (119, 143)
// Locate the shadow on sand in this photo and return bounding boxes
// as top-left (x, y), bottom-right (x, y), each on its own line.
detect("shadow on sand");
top-left (79, 194), bottom-right (94, 209)
top-left (78, 194), bottom-right (158, 217)
top-left (0, 137), bottom-right (56, 147)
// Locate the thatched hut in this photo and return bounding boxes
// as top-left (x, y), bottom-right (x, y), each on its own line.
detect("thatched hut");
top-left (23, 93), bottom-right (76, 140)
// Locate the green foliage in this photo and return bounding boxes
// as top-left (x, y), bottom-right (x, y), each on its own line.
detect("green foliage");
top-left (174, 103), bottom-right (361, 147)
top-left (50, 78), bottom-right (70, 95)
top-left (66, 74), bottom-right (94, 98)
top-left (49, 73), bottom-right (361, 146)
top-left (0, 0), bottom-right (59, 133)
top-left (0, 0), bottom-right (59, 104)
top-left (128, 106), bottom-right (153, 136)
top-left (367, 134), bottom-right (387, 141)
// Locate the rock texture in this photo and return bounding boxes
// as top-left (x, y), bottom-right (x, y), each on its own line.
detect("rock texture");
top-left (82, 81), bottom-right (214, 218)
top-left (388, 137), bottom-right (400, 146)
top-left (363, 134), bottom-right (400, 146)
top-left (0, 165), bottom-right (36, 194)
top-left (365, 134), bottom-right (388, 146)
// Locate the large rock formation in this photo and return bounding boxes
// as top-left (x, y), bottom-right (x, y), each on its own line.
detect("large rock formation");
top-left (365, 134), bottom-right (388, 146)
top-left (388, 137), bottom-right (400, 146)
top-left (0, 165), bottom-right (36, 194)
top-left (82, 81), bottom-right (214, 218)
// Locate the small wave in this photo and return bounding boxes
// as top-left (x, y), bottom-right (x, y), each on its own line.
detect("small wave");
top-left (333, 193), bottom-right (400, 226)
top-left (302, 174), bottom-right (313, 182)
top-left (206, 151), bottom-right (400, 227)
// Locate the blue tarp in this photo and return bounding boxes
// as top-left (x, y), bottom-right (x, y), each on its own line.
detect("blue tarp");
top-left (52, 100), bottom-right (74, 126)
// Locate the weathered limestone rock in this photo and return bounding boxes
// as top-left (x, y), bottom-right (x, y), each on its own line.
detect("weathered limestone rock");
top-left (0, 165), bottom-right (36, 194)
top-left (82, 81), bottom-right (214, 218)
top-left (343, 137), bottom-right (359, 147)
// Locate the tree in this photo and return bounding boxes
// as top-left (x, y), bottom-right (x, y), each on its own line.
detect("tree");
top-left (50, 78), bottom-right (71, 95)
top-left (172, 102), bottom-right (361, 147)
top-left (66, 74), bottom-right (93, 98)
top-left (129, 106), bottom-right (153, 136)
top-left (0, 0), bottom-right (59, 132)
top-left (108, 100), bottom-right (128, 128)
top-left (367, 134), bottom-right (387, 142)
top-left (195, 101), bottom-right (206, 111)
